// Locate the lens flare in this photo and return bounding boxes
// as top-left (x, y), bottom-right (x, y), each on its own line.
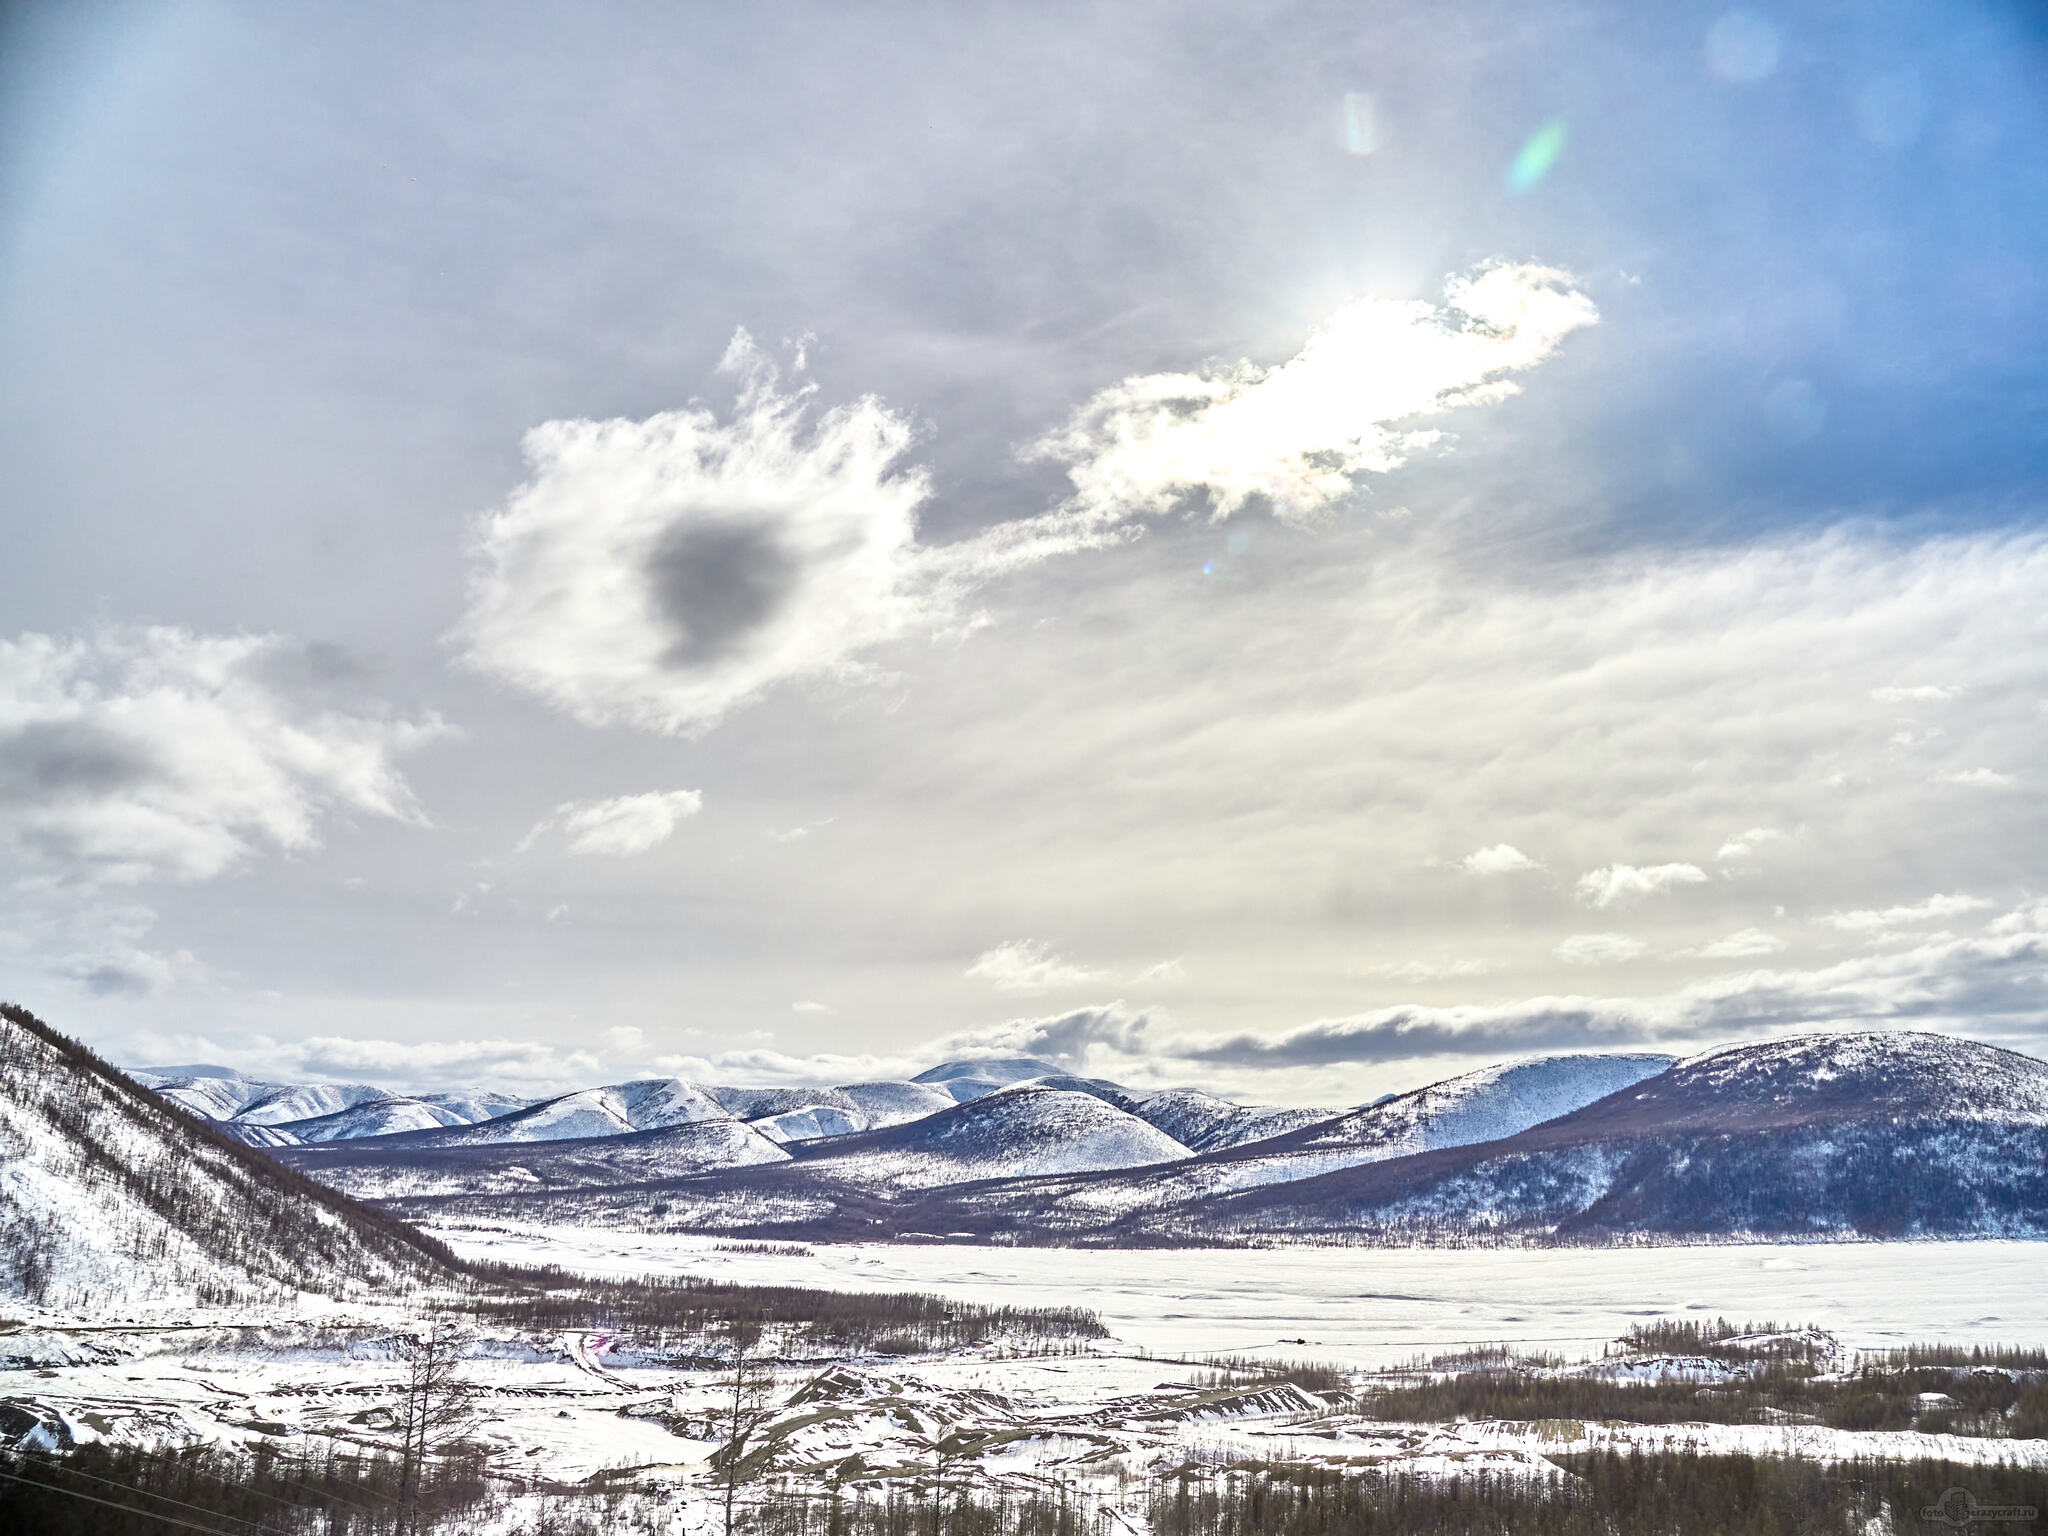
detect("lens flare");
top-left (1507, 121), bottom-right (1567, 193)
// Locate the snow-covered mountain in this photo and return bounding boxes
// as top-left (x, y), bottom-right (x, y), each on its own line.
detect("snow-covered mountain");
top-left (770, 1086), bottom-right (1194, 1191)
top-left (282, 1116), bottom-right (792, 1202)
top-left (704, 1079), bottom-right (960, 1143)
top-left (1, 1005), bottom-right (462, 1307)
top-left (1132, 1087), bottom-right (1340, 1152)
top-left (1185, 1031), bottom-right (2048, 1242)
top-left (910, 1057), bottom-right (1074, 1102)
top-left (385, 1077), bottom-right (731, 1146)
top-left (126, 1066), bottom-right (533, 1146)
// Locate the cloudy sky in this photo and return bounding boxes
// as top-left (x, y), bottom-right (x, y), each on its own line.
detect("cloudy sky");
top-left (4, 0), bottom-right (2047, 1104)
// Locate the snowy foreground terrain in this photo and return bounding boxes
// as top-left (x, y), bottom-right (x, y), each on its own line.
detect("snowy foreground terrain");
top-left (6, 1225), bottom-right (2045, 1534)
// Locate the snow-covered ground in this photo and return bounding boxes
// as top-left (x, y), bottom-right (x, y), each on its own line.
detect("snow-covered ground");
top-left (428, 1225), bottom-right (2048, 1365)
top-left (8, 1231), bottom-right (2045, 1534)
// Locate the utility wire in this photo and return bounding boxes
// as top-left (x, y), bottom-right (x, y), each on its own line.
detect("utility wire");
top-left (6, 1451), bottom-right (269, 1529)
top-left (0, 1466), bottom-right (268, 1536)
top-left (9, 1442), bottom-right (384, 1520)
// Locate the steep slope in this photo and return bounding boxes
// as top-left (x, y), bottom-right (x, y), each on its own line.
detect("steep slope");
top-left (1193, 1032), bottom-right (2048, 1241)
top-left (127, 1066), bottom-right (532, 1147)
top-left (278, 1097), bottom-right (476, 1142)
top-left (1132, 1088), bottom-right (1341, 1152)
top-left (126, 1066), bottom-right (287, 1121)
top-left (792, 1086), bottom-right (1191, 1191)
top-left (386, 1077), bottom-right (731, 1146)
top-left (838, 1081), bottom-right (958, 1125)
top-left (0, 1003), bottom-right (464, 1307)
top-left (232, 1080), bottom-right (396, 1126)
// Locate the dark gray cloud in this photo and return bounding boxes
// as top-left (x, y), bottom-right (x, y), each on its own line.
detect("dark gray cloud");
top-left (62, 960), bottom-right (157, 997)
top-left (0, 719), bottom-right (158, 803)
top-left (1178, 1004), bottom-right (1657, 1067)
top-left (649, 522), bottom-right (797, 668)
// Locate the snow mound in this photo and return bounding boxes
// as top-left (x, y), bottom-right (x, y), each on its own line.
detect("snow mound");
top-left (837, 1080), bottom-right (958, 1126)
top-left (752, 1105), bottom-right (867, 1144)
top-left (803, 1087), bottom-right (1192, 1190)
top-left (911, 1058), bottom-right (1066, 1103)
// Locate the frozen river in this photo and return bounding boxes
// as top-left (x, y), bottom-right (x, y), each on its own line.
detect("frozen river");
top-left (432, 1225), bottom-right (2048, 1366)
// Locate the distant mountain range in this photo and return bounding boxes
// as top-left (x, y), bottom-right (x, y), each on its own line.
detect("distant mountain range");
top-left (0, 1004), bottom-right (463, 1307)
top-left (117, 1031), bottom-right (2048, 1246)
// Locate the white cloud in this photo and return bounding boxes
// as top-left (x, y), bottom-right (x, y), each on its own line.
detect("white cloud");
top-left (1937, 768), bottom-right (2016, 789)
top-left (1031, 264), bottom-right (1596, 525)
top-left (1575, 863), bottom-right (1710, 908)
top-left (1873, 684), bottom-right (1955, 703)
top-left (791, 1000), bottom-right (833, 1014)
top-left (0, 626), bottom-right (444, 885)
top-left (1363, 957), bottom-right (1498, 983)
top-left (1160, 895), bottom-right (2048, 1070)
top-left (1693, 927), bottom-right (1787, 959)
top-left (1555, 932), bottom-right (1648, 965)
top-left (1823, 893), bottom-right (1996, 933)
top-left (455, 333), bottom-right (1113, 736)
top-left (1130, 958), bottom-right (1189, 984)
top-left (1461, 843), bottom-right (1540, 874)
top-left (965, 939), bottom-right (1107, 994)
top-left (1715, 827), bottom-right (1784, 862)
top-left (522, 789), bottom-right (704, 857)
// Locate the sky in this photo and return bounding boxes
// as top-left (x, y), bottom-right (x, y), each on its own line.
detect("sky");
top-left (4, 0), bottom-right (2048, 1106)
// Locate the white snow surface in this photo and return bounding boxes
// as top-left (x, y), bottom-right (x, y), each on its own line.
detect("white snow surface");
top-left (911, 1057), bottom-right (1068, 1102)
top-left (429, 1224), bottom-right (2048, 1366)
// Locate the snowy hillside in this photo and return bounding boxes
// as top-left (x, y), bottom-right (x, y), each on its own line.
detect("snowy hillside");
top-left (794, 1086), bottom-right (1192, 1190)
top-left (0, 1005), bottom-right (462, 1308)
top-left (280, 1115), bottom-right (791, 1201)
top-left (126, 1065), bottom-right (532, 1146)
top-left (911, 1057), bottom-right (1069, 1102)
top-left (383, 1076), bottom-right (732, 1145)
top-left (1196, 1031), bottom-right (2048, 1242)
top-left (1132, 1088), bottom-right (1339, 1152)
top-left (706, 1078), bottom-right (959, 1143)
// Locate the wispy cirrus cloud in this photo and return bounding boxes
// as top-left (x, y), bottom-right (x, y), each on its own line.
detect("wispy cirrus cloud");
top-left (520, 789), bottom-right (704, 857)
top-left (1823, 893), bottom-right (1995, 934)
top-left (965, 940), bottom-right (1106, 994)
top-left (1555, 932), bottom-right (1648, 966)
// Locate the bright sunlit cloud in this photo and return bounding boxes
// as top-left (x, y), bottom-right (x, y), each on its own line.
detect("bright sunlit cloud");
top-left (1031, 263), bottom-right (1597, 525)
top-left (520, 789), bottom-right (705, 857)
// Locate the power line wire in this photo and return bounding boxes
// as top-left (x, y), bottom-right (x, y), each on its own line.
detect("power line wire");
top-left (0, 1466), bottom-right (266, 1536)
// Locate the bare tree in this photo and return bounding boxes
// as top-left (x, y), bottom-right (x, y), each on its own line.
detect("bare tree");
top-left (712, 1315), bottom-right (780, 1536)
top-left (396, 1319), bottom-right (474, 1535)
